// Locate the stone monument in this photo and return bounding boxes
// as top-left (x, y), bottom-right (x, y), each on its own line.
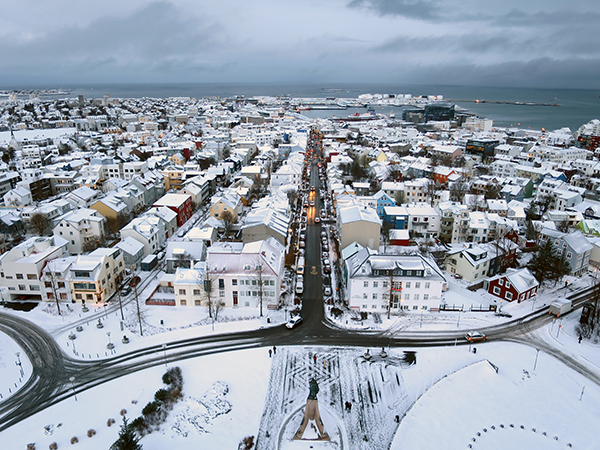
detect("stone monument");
top-left (293, 378), bottom-right (330, 441)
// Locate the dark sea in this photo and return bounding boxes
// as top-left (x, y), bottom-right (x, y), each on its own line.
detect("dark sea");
top-left (10, 82), bottom-right (600, 133)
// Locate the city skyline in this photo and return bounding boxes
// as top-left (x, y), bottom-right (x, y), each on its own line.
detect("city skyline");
top-left (1, 1), bottom-right (599, 88)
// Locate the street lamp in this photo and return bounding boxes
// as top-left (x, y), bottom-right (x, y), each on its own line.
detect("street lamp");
top-left (15, 352), bottom-right (23, 377)
top-left (69, 376), bottom-right (77, 401)
top-left (533, 348), bottom-right (540, 371)
top-left (106, 332), bottom-right (114, 350)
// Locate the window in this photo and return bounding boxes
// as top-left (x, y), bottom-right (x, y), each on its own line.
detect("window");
top-left (372, 304), bottom-right (377, 309)
top-left (219, 291), bottom-right (225, 297)
top-left (364, 281), bottom-right (369, 288)
top-left (232, 279), bottom-right (238, 286)
top-left (76, 294), bottom-right (82, 299)
top-left (415, 282), bottom-right (421, 289)
top-left (423, 294), bottom-right (429, 300)
top-left (363, 293), bottom-right (368, 299)
top-left (493, 286), bottom-right (501, 295)
top-left (180, 299), bottom-right (187, 305)
top-left (383, 281), bottom-right (388, 288)
top-left (405, 282), bottom-right (411, 289)
top-left (16, 274), bottom-right (23, 279)
top-left (178, 289), bottom-right (186, 295)
top-left (425, 282), bottom-right (430, 289)
top-left (195, 300), bottom-right (201, 306)
top-left (372, 293), bottom-right (378, 299)
top-left (45, 281), bottom-right (52, 288)
top-left (505, 292), bottom-right (513, 300)
top-left (193, 289), bottom-right (201, 296)
top-left (219, 279), bottom-right (225, 289)
top-left (413, 305), bottom-right (419, 310)
top-left (567, 252), bottom-right (572, 259)
top-left (60, 293), bottom-right (67, 300)
top-left (404, 294), bottom-right (410, 300)
top-left (373, 281), bottom-right (378, 288)
top-left (414, 294), bottom-right (419, 300)
top-left (505, 282), bottom-right (511, 289)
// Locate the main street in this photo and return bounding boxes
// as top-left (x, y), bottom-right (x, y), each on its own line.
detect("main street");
top-left (1, 133), bottom-right (599, 432)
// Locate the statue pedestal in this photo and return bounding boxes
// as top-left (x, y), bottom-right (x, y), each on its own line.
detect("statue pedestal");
top-left (293, 399), bottom-right (330, 441)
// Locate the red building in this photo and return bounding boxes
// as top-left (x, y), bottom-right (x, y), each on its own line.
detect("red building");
top-left (153, 193), bottom-right (193, 227)
top-left (486, 268), bottom-right (539, 303)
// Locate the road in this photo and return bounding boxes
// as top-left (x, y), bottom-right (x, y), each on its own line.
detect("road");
top-left (1, 131), bottom-right (599, 432)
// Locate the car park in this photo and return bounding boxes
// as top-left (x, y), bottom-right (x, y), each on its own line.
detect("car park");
top-left (464, 332), bottom-right (487, 342)
top-left (286, 316), bottom-right (303, 329)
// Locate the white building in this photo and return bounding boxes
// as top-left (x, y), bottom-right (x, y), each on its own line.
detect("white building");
top-left (53, 208), bottom-right (107, 254)
top-left (345, 248), bottom-right (446, 313)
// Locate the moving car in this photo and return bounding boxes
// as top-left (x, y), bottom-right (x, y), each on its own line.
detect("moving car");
top-left (286, 316), bottom-right (303, 329)
top-left (314, 217), bottom-right (320, 223)
top-left (464, 332), bottom-right (487, 342)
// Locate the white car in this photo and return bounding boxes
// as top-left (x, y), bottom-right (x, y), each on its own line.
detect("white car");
top-left (296, 282), bottom-right (304, 294)
top-left (286, 316), bottom-right (303, 329)
top-left (323, 286), bottom-right (332, 296)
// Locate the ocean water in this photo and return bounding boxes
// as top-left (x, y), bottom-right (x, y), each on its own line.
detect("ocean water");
top-left (7, 82), bottom-right (600, 132)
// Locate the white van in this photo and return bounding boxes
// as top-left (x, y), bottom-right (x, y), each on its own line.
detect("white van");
top-left (297, 257), bottom-right (305, 274)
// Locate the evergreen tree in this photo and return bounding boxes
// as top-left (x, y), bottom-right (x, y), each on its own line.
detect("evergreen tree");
top-left (528, 238), bottom-right (570, 284)
top-left (110, 417), bottom-right (143, 450)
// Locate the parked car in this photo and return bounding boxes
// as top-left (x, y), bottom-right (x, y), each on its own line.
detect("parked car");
top-left (464, 332), bottom-right (487, 342)
top-left (121, 286), bottom-right (132, 296)
top-left (323, 265), bottom-right (331, 274)
top-left (286, 316), bottom-right (303, 329)
top-left (296, 282), bottom-right (304, 294)
top-left (323, 286), bottom-right (332, 296)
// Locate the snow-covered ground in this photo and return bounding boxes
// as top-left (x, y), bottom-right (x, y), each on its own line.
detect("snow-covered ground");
top-left (1, 329), bottom-right (599, 449)
top-left (1, 269), bottom-right (599, 449)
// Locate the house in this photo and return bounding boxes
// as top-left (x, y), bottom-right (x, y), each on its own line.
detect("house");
top-left (65, 186), bottom-right (100, 208)
top-left (120, 216), bottom-right (166, 256)
top-left (405, 203), bottom-right (440, 239)
top-left (383, 206), bottom-right (409, 230)
top-left (146, 206), bottom-right (179, 239)
top-left (209, 192), bottom-right (242, 222)
top-left (69, 247), bottom-right (125, 304)
top-left (345, 248), bottom-right (446, 313)
top-left (0, 235), bottom-right (69, 301)
top-left (165, 240), bottom-right (207, 273)
top-left (180, 183), bottom-right (203, 209)
top-left (539, 229), bottom-right (593, 276)
top-left (241, 208), bottom-right (289, 246)
top-left (153, 193), bottom-right (193, 227)
top-left (4, 186), bottom-right (33, 206)
top-left (445, 243), bottom-right (495, 283)
top-left (115, 236), bottom-right (146, 269)
top-left (485, 268), bottom-right (539, 303)
top-left (40, 256), bottom-right (77, 304)
top-left (373, 190), bottom-right (396, 218)
top-left (53, 208), bottom-right (107, 254)
top-left (338, 205), bottom-right (381, 251)
top-left (174, 237), bottom-right (284, 309)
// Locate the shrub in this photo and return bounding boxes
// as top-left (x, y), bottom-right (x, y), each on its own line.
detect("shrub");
top-left (107, 418), bottom-right (116, 427)
top-left (130, 416), bottom-right (148, 436)
top-left (49, 443), bottom-right (58, 450)
top-left (239, 435), bottom-right (254, 450)
top-left (86, 429), bottom-right (96, 438)
top-left (331, 307), bottom-right (343, 318)
top-left (119, 409), bottom-right (127, 416)
top-left (70, 437), bottom-right (78, 445)
top-left (142, 401), bottom-right (159, 417)
top-left (27, 445), bottom-right (35, 450)
top-left (154, 389), bottom-right (169, 403)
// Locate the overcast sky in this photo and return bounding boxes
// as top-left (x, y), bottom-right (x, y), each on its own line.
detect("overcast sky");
top-left (1, 0), bottom-right (599, 88)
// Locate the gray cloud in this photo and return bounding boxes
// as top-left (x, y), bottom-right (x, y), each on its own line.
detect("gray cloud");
top-left (347, 0), bottom-right (439, 20)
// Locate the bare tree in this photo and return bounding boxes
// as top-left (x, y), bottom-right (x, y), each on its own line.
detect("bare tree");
top-left (556, 217), bottom-right (571, 233)
top-left (196, 269), bottom-right (224, 321)
top-left (45, 260), bottom-right (62, 315)
top-left (286, 189), bottom-right (299, 210)
top-left (250, 257), bottom-right (270, 317)
top-left (30, 213), bottom-right (50, 236)
top-left (381, 268), bottom-right (402, 319)
top-left (220, 210), bottom-right (236, 237)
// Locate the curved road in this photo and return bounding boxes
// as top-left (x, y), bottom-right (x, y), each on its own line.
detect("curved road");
top-left (1, 132), bottom-right (599, 432)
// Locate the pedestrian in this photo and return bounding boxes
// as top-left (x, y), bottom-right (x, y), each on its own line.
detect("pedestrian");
top-left (273, 346), bottom-right (277, 355)
top-left (323, 359), bottom-right (327, 369)
top-left (313, 354), bottom-right (317, 364)
top-left (579, 335), bottom-right (583, 344)
top-left (347, 401), bottom-right (352, 412)
top-left (269, 349), bottom-right (272, 358)
top-left (395, 415), bottom-right (400, 423)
